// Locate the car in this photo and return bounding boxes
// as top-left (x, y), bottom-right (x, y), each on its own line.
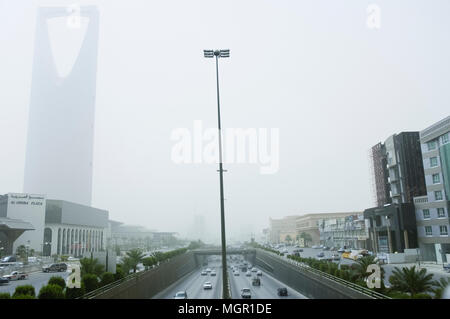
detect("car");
top-left (67, 256), bottom-right (79, 261)
top-left (251, 267), bottom-right (257, 272)
top-left (277, 287), bottom-right (288, 296)
top-left (246, 271), bottom-right (252, 277)
top-left (206, 268), bottom-right (211, 273)
top-left (293, 248), bottom-right (303, 253)
top-left (281, 249), bottom-right (289, 254)
top-left (317, 252), bottom-right (325, 258)
top-left (323, 246), bottom-right (330, 251)
top-left (256, 270), bottom-right (263, 276)
top-left (234, 271), bottom-right (240, 276)
top-left (1, 256), bottom-right (17, 263)
top-left (241, 288), bottom-right (251, 299)
top-left (331, 254), bottom-right (341, 261)
top-left (210, 271), bottom-right (216, 276)
top-left (252, 278), bottom-right (261, 286)
top-left (203, 282), bottom-right (212, 290)
top-left (42, 263), bottom-right (67, 273)
top-left (344, 249), bottom-right (351, 253)
top-left (2, 271), bottom-right (28, 281)
top-left (174, 291), bottom-right (187, 299)
top-left (201, 270), bottom-right (207, 276)
top-left (0, 277), bottom-right (9, 285)
top-left (329, 247), bottom-right (336, 251)
top-left (337, 248), bottom-right (345, 253)
top-left (312, 245), bottom-right (319, 249)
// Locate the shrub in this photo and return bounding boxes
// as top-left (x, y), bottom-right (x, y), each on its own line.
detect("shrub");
top-left (65, 282), bottom-right (86, 299)
top-left (48, 276), bottom-right (66, 289)
top-left (12, 294), bottom-right (36, 299)
top-left (82, 274), bottom-right (99, 293)
top-left (0, 293), bottom-right (11, 299)
top-left (341, 270), bottom-right (350, 281)
top-left (319, 264), bottom-right (326, 272)
top-left (100, 272), bottom-right (115, 287)
top-left (388, 291), bottom-right (411, 299)
top-left (38, 284), bottom-right (64, 299)
top-left (114, 265), bottom-right (125, 281)
top-left (13, 285), bottom-right (35, 297)
top-left (333, 269), bottom-right (341, 278)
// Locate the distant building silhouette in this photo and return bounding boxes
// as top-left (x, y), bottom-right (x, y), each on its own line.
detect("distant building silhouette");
top-left (23, 6), bottom-right (99, 205)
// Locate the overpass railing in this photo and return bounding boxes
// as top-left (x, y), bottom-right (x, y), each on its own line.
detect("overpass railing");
top-left (257, 249), bottom-right (390, 299)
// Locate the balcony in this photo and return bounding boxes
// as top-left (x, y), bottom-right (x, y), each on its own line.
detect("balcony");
top-left (414, 196), bottom-right (428, 204)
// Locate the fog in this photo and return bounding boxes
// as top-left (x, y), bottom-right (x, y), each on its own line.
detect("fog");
top-left (0, 0), bottom-right (449, 243)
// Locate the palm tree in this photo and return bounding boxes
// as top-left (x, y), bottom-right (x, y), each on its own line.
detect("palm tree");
top-left (123, 249), bottom-right (145, 273)
top-left (80, 257), bottom-right (104, 277)
top-left (285, 235), bottom-right (292, 245)
top-left (300, 232), bottom-right (312, 247)
top-left (431, 277), bottom-right (450, 299)
top-left (388, 266), bottom-right (435, 296)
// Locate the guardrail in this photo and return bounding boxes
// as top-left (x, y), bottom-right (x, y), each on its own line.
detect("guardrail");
top-left (257, 249), bottom-right (390, 299)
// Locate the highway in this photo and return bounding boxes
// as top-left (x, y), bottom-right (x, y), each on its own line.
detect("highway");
top-left (228, 262), bottom-right (307, 299)
top-left (154, 260), bottom-right (223, 299)
top-left (154, 256), bottom-right (307, 299)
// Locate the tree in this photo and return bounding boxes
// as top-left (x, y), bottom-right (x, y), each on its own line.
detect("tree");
top-left (122, 249), bottom-right (145, 273)
top-left (82, 274), bottom-right (99, 293)
top-left (0, 293), bottom-right (11, 299)
top-left (100, 272), bottom-right (115, 287)
top-left (13, 285), bottom-right (35, 298)
top-left (80, 257), bottom-right (104, 277)
top-left (114, 264), bottom-right (125, 281)
top-left (431, 277), bottom-right (450, 299)
top-left (300, 232), bottom-right (312, 246)
top-left (285, 235), bottom-right (292, 245)
top-left (143, 256), bottom-right (157, 270)
top-left (388, 266), bottom-right (435, 296)
top-left (48, 276), bottom-right (66, 290)
top-left (16, 245), bottom-right (27, 259)
top-left (38, 284), bottom-right (64, 299)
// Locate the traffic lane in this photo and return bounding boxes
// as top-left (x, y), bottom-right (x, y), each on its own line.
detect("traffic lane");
top-left (0, 270), bottom-right (70, 295)
top-left (155, 262), bottom-right (223, 299)
top-left (229, 268), bottom-right (307, 299)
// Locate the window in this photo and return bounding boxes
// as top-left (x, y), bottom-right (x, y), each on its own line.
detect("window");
top-left (430, 157), bottom-right (438, 167)
top-left (438, 208), bottom-right (446, 218)
top-left (440, 225), bottom-right (448, 236)
top-left (443, 133), bottom-right (449, 144)
top-left (427, 141), bottom-right (437, 151)
top-left (435, 191), bottom-right (443, 201)
top-left (425, 226), bottom-right (432, 236)
top-left (423, 209), bottom-right (430, 219)
top-left (432, 174), bottom-right (440, 184)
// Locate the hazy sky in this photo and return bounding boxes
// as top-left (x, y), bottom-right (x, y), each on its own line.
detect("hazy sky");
top-left (0, 0), bottom-right (449, 242)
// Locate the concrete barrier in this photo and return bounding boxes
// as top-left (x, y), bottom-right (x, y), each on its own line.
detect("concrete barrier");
top-left (253, 249), bottom-right (382, 299)
top-left (91, 251), bottom-right (197, 299)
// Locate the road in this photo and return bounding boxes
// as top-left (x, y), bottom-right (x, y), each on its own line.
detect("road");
top-left (228, 264), bottom-right (307, 299)
top-left (155, 256), bottom-right (307, 299)
top-left (0, 270), bottom-right (70, 295)
top-left (154, 261), bottom-right (223, 299)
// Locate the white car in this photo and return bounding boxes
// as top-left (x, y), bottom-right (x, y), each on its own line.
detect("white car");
top-left (174, 291), bottom-right (187, 299)
top-left (234, 271), bottom-right (240, 276)
top-left (245, 271), bottom-right (252, 277)
top-left (251, 267), bottom-right (257, 272)
top-left (203, 281), bottom-right (212, 290)
top-left (2, 271), bottom-right (28, 281)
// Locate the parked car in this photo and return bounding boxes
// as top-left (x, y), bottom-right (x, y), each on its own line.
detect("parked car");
top-left (203, 281), bottom-right (212, 290)
top-left (201, 270), bottom-right (207, 276)
top-left (277, 287), bottom-right (288, 296)
top-left (256, 270), bottom-right (263, 276)
top-left (337, 248), bottom-right (345, 253)
top-left (246, 271), bottom-right (252, 277)
top-left (234, 271), bottom-right (240, 276)
top-left (174, 291), bottom-right (187, 299)
top-left (1, 256), bottom-right (17, 263)
top-left (210, 271), bottom-right (216, 276)
top-left (42, 263), bottom-right (67, 273)
top-left (317, 252), bottom-right (325, 258)
top-left (331, 254), bottom-right (341, 261)
top-left (323, 246), bottom-right (330, 251)
top-left (0, 277), bottom-right (9, 285)
top-left (2, 271), bottom-right (28, 281)
top-left (329, 247), bottom-right (336, 251)
top-left (251, 267), bottom-right (257, 272)
top-left (241, 288), bottom-right (252, 299)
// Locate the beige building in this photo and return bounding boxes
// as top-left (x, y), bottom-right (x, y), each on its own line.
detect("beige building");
top-left (296, 212), bottom-right (358, 246)
top-left (269, 216), bottom-right (298, 243)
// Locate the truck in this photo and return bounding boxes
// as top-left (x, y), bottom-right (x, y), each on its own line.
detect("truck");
top-left (2, 271), bottom-right (28, 281)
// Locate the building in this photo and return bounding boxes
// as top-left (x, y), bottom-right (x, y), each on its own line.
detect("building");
top-left (413, 116), bottom-right (450, 263)
top-left (269, 216), bottom-right (298, 244)
top-left (296, 212), bottom-right (357, 246)
top-left (364, 203), bottom-right (418, 253)
top-left (370, 132), bottom-right (426, 205)
top-left (23, 6), bottom-right (99, 206)
top-left (319, 214), bottom-right (369, 249)
top-left (0, 193), bottom-right (108, 256)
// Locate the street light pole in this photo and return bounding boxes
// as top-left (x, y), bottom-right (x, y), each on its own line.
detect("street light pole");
top-left (204, 49), bottom-right (230, 299)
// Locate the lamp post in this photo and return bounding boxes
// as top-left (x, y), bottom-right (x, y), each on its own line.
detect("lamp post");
top-left (204, 49), bottom-right (230, 299)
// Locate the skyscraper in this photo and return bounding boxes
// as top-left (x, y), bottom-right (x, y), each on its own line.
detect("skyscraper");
top-left (23, 6), bottom-right (99, 206)
top-left (371, 132), bottom-right (426, 205)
